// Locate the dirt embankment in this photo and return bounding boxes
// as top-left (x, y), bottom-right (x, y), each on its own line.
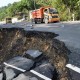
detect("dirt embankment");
top-left (0, 28), bottom-right (71, 80)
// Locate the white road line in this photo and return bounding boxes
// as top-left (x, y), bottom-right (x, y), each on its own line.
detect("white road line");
top-left (66, 64), bottom-right (80, 73)
top-left (30, 70), bottom-right (51, 80)
top-left (4, 62), bottom-right (26, 72)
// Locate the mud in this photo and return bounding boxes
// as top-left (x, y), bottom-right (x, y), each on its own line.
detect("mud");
top-left (0, 28), bottom-right (71, 80)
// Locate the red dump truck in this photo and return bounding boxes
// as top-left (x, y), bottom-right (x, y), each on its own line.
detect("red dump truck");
top-left (29, 7), bottom-right (60, 24)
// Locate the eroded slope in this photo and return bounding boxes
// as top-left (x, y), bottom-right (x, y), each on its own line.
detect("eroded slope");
top-left (0, 28), bottom-right (71, 80)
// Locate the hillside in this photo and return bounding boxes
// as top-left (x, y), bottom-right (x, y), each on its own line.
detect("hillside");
top-left (0, 0), bottom-right (80, 21)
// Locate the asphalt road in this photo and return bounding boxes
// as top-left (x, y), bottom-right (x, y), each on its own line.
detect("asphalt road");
top-left (33, 22), bottom-right (80, 67)
top-left (0, 21), bottom-right (80, 79)
top-left (32, 22), bottom-right (80, 80)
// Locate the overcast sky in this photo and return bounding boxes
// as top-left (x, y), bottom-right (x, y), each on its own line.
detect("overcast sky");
top-left (0, 0), bottom-right (21, 7)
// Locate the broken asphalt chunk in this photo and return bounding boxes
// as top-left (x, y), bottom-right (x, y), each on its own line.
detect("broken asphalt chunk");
top-left (12, 74), bottom-right (30, 80)
top-left (3, 56), bottom-right (34, 72)
top-left (12, 73), bottom-right (39, 80)
top-left (31, 63), bottom-right (56, 79)
top-left (24, 50), bottom-right (42, 59)
top-left (0, 73), bottom-right (3, 80)
top-left (4, 68), bottom-right (16, 80)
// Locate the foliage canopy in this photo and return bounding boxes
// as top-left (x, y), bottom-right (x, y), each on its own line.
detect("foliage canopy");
top-left (0, 0), bottom-right (80, 21)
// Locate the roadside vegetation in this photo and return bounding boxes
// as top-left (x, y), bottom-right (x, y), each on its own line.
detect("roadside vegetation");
top-left (0, 0), bottom-right (80, 21)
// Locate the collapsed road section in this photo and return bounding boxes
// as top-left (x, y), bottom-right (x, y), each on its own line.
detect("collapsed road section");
top-left (0, 28), bottom-right (71, 80)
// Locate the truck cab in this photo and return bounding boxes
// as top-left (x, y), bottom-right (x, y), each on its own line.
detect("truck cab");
top-left (44, 8), bottom-right (60, 23)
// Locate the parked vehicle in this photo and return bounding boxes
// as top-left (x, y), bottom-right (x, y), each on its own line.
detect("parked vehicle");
top-left (5, 17), bottom-right (12, 24)
top-left (29, 7), bottom-right (60, 24)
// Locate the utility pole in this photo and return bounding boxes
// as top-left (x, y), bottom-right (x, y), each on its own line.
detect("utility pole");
top-left (72, 14), bottom-right (74, 21)
top-left (68, 8), bottom-right (71, 21)
top-left (78, 3), bottom-right (80, 20)
top-left (34, 0), bottom-right (36, 10)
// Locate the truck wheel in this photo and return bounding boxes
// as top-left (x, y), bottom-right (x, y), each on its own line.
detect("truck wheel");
top-left (35, 21), bottom-right (37, 24)
top-left (44, 18), bottom-right (48, 24)
top-left (34, 19), bottom-right (37, 24)
top-left (41, 19), bottom-right (44, 23)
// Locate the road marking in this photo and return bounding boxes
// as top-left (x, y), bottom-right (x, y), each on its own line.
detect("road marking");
top-left (30, 70), bottom-right (51, 80)
top-left (4, 62), bottom-right (26, 72)
top-left (66, 64), bottom-right (80, 73)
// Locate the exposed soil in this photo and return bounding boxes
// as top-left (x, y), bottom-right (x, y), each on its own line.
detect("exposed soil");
top-left (0, 28), bottom-right (71, 80)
